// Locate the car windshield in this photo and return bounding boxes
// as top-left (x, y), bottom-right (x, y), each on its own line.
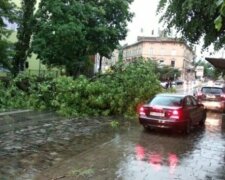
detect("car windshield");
top-left (201, 87), bottom-right (223, 94)
top-left (149, 96), bottom-right (183, 107)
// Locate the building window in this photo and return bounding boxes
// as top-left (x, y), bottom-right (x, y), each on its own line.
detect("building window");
top-left (138, 47), bottom-right (141, 54)
top-left (159, 60), bottom-right (164, 65)
top-left (171, 60), bottom-right (175, 67)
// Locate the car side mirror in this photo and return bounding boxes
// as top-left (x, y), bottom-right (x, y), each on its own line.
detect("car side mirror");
top-left (197, 103), bottom-right (204, 107)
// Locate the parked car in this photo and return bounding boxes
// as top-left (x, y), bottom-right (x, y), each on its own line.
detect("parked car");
top-left (160, 81), bottom-right (167, 88)
top-left (195, 85), bottom-right (225, 112)
top-left (160, 81), bottom-right (175, 89)
top-left (214, 80), bottom-right (225, 86)
top-left (138, 93), bottom-right (206, 134)
top-left (173, 80), bottom-right (184, 85)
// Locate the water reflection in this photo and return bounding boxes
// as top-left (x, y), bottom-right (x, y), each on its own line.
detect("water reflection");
top-left (168, 153), bottom-right (178, 174)
top-left (1, 111), bottom-right (225, 179)
top-left (205, 111), bottom-right (223, 132)
top-left (130, 111), bottom-right (225, 180)
top-left (148, 152), bottom-right (163, 171)
top-left (136, 144), bottom-right (179, 174)
top-left (135, 144), bottom-right (145, 160)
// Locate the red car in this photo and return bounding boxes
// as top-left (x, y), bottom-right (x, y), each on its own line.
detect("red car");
top-left (139, 94), bottom-right (206, 134)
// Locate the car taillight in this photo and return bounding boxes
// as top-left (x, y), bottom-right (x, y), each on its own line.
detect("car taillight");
top-left (139, 106), bottom-right (148, 116)
top-left (171, 110), bottom-right (180, 119)
top-left (197, 92), bottom-right (202, 96)
top-left (221, 94), bottom-right (225, 99)
top-left (166, 109), bottom-right (182, 120)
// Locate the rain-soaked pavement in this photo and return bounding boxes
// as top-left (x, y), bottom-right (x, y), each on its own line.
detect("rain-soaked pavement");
top-left (0, 82), bottom-right (224, 180)
top-left (0, 110), bottom-right (225, 180)
top-left (36, 111), bottom-right (225, 180)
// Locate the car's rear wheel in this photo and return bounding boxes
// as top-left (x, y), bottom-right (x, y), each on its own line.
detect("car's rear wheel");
top-left (184, 120), bottom-right (191, 134)
top-left (143, 125), bottom-right (150, 131)
top-left (222, 108), bottom-right (225, 114)
top-left (199, 112), bottom-right (206, 126)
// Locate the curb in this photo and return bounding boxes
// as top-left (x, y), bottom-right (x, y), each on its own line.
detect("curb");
top-left (0, 109), bottom-right (32, 116)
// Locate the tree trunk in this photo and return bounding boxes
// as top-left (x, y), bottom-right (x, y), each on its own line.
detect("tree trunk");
top-left (12, 0), bottom-right (37, 76)
top-left (12, 59), bottom-right (20, 77)
top-left (98, 55), bottom-right (103, 73)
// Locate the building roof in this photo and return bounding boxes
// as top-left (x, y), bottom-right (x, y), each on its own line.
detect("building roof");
top-left (205, 57), bottom-right (225, 69)
top-left (123, 36), bottom-right (194, 54)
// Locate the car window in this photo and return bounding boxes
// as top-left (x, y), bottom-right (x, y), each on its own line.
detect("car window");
top-left (184, 97), bottom-right (193, 106)
top-left (149, 96), bottom-right (183, 107)
top-left (190, 96), bottom-right (198, 106)
top-left (201, 87), bottom-right (223, 94)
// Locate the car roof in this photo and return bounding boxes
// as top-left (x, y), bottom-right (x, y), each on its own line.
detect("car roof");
top-left (201, 86), bottom-right (224, 89)
top-left (156, 93), bottom-right (187, 98)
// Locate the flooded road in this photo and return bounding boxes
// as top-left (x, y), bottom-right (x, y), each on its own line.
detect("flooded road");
top-left (34, 111), bottom-right (225, 180)
top-left (0, 110), bottom-right (225, 179)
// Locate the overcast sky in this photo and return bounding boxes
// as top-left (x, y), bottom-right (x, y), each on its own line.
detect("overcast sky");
top-left (124, 0), bottom-right (161, 44)
top-left (124, 0), bottom-right (225, 59)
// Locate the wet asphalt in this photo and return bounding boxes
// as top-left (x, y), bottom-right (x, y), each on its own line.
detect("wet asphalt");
top-left (0, 84), bottom-right (225, 180)
top-left (35, 111), bottom-right (225, 180)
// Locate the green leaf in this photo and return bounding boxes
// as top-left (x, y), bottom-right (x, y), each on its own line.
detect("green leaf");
top-left (216, 0), bottom-right (224, 7)
top-left (215, 15), bottom-right (223, 31)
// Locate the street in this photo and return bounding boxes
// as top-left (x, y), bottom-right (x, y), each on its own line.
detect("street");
top-left (35, 111), bottom-right (225, 180)
top-left (0, 85), bottom-right (225, 180)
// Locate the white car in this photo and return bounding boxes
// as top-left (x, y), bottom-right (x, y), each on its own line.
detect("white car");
top-left (160, 82), bottom-right (167, 88)
top-left (160, 81), bottom-right (176, 88)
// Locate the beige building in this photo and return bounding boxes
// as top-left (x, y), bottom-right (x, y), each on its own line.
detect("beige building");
top-left (123, 36), bottom-right (195, 80)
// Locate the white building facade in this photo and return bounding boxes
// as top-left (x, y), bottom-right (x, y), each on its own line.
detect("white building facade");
top-left (94, 50), bottom-right (119, 73)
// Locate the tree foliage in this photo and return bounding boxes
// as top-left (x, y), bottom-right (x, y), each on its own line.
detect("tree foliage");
top-left (215, 0), bottom-right (225, 31)
top-left (12, 0), bottom-right (37, 75)
top-left (87, 0), bottom-right (133, 72)
top-left (32, 0), bottom-right (133, 76)
top-left (157, 0), bottom-right (225, 49)
top-left (0, 0), bottom-right (17, 70)
top-left (155, 65), bottom-right (181, 81)
top-left (0, 59), bottom-right (162, 117)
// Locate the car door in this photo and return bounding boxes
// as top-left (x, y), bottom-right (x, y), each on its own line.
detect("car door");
top-left (184, 96), bottom-right (198, 125)
top-left (190, 96), bottom-right (203, 123)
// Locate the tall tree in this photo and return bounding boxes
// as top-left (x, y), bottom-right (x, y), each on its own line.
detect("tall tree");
top-left (157, 0), bottom-right (224, 49)
top-left (0, 0), bottom-right (17, 71)
top-left (87, 0), bottom-right (133, 73)
top-left (31, 0), bottom-right (133, 76)
top-left (12, 0), bottom-right (37, 75)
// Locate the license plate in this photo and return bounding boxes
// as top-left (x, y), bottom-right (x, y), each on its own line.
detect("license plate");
top-left (150, 112), bottom-right (164, 117)
top-left (206, 95), bottom-right (215, 98)
top-left (203, 101), bottom-right (221, 107)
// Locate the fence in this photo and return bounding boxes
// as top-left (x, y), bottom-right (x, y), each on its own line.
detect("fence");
top-left (27, 69), bottom-right (60, 78)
